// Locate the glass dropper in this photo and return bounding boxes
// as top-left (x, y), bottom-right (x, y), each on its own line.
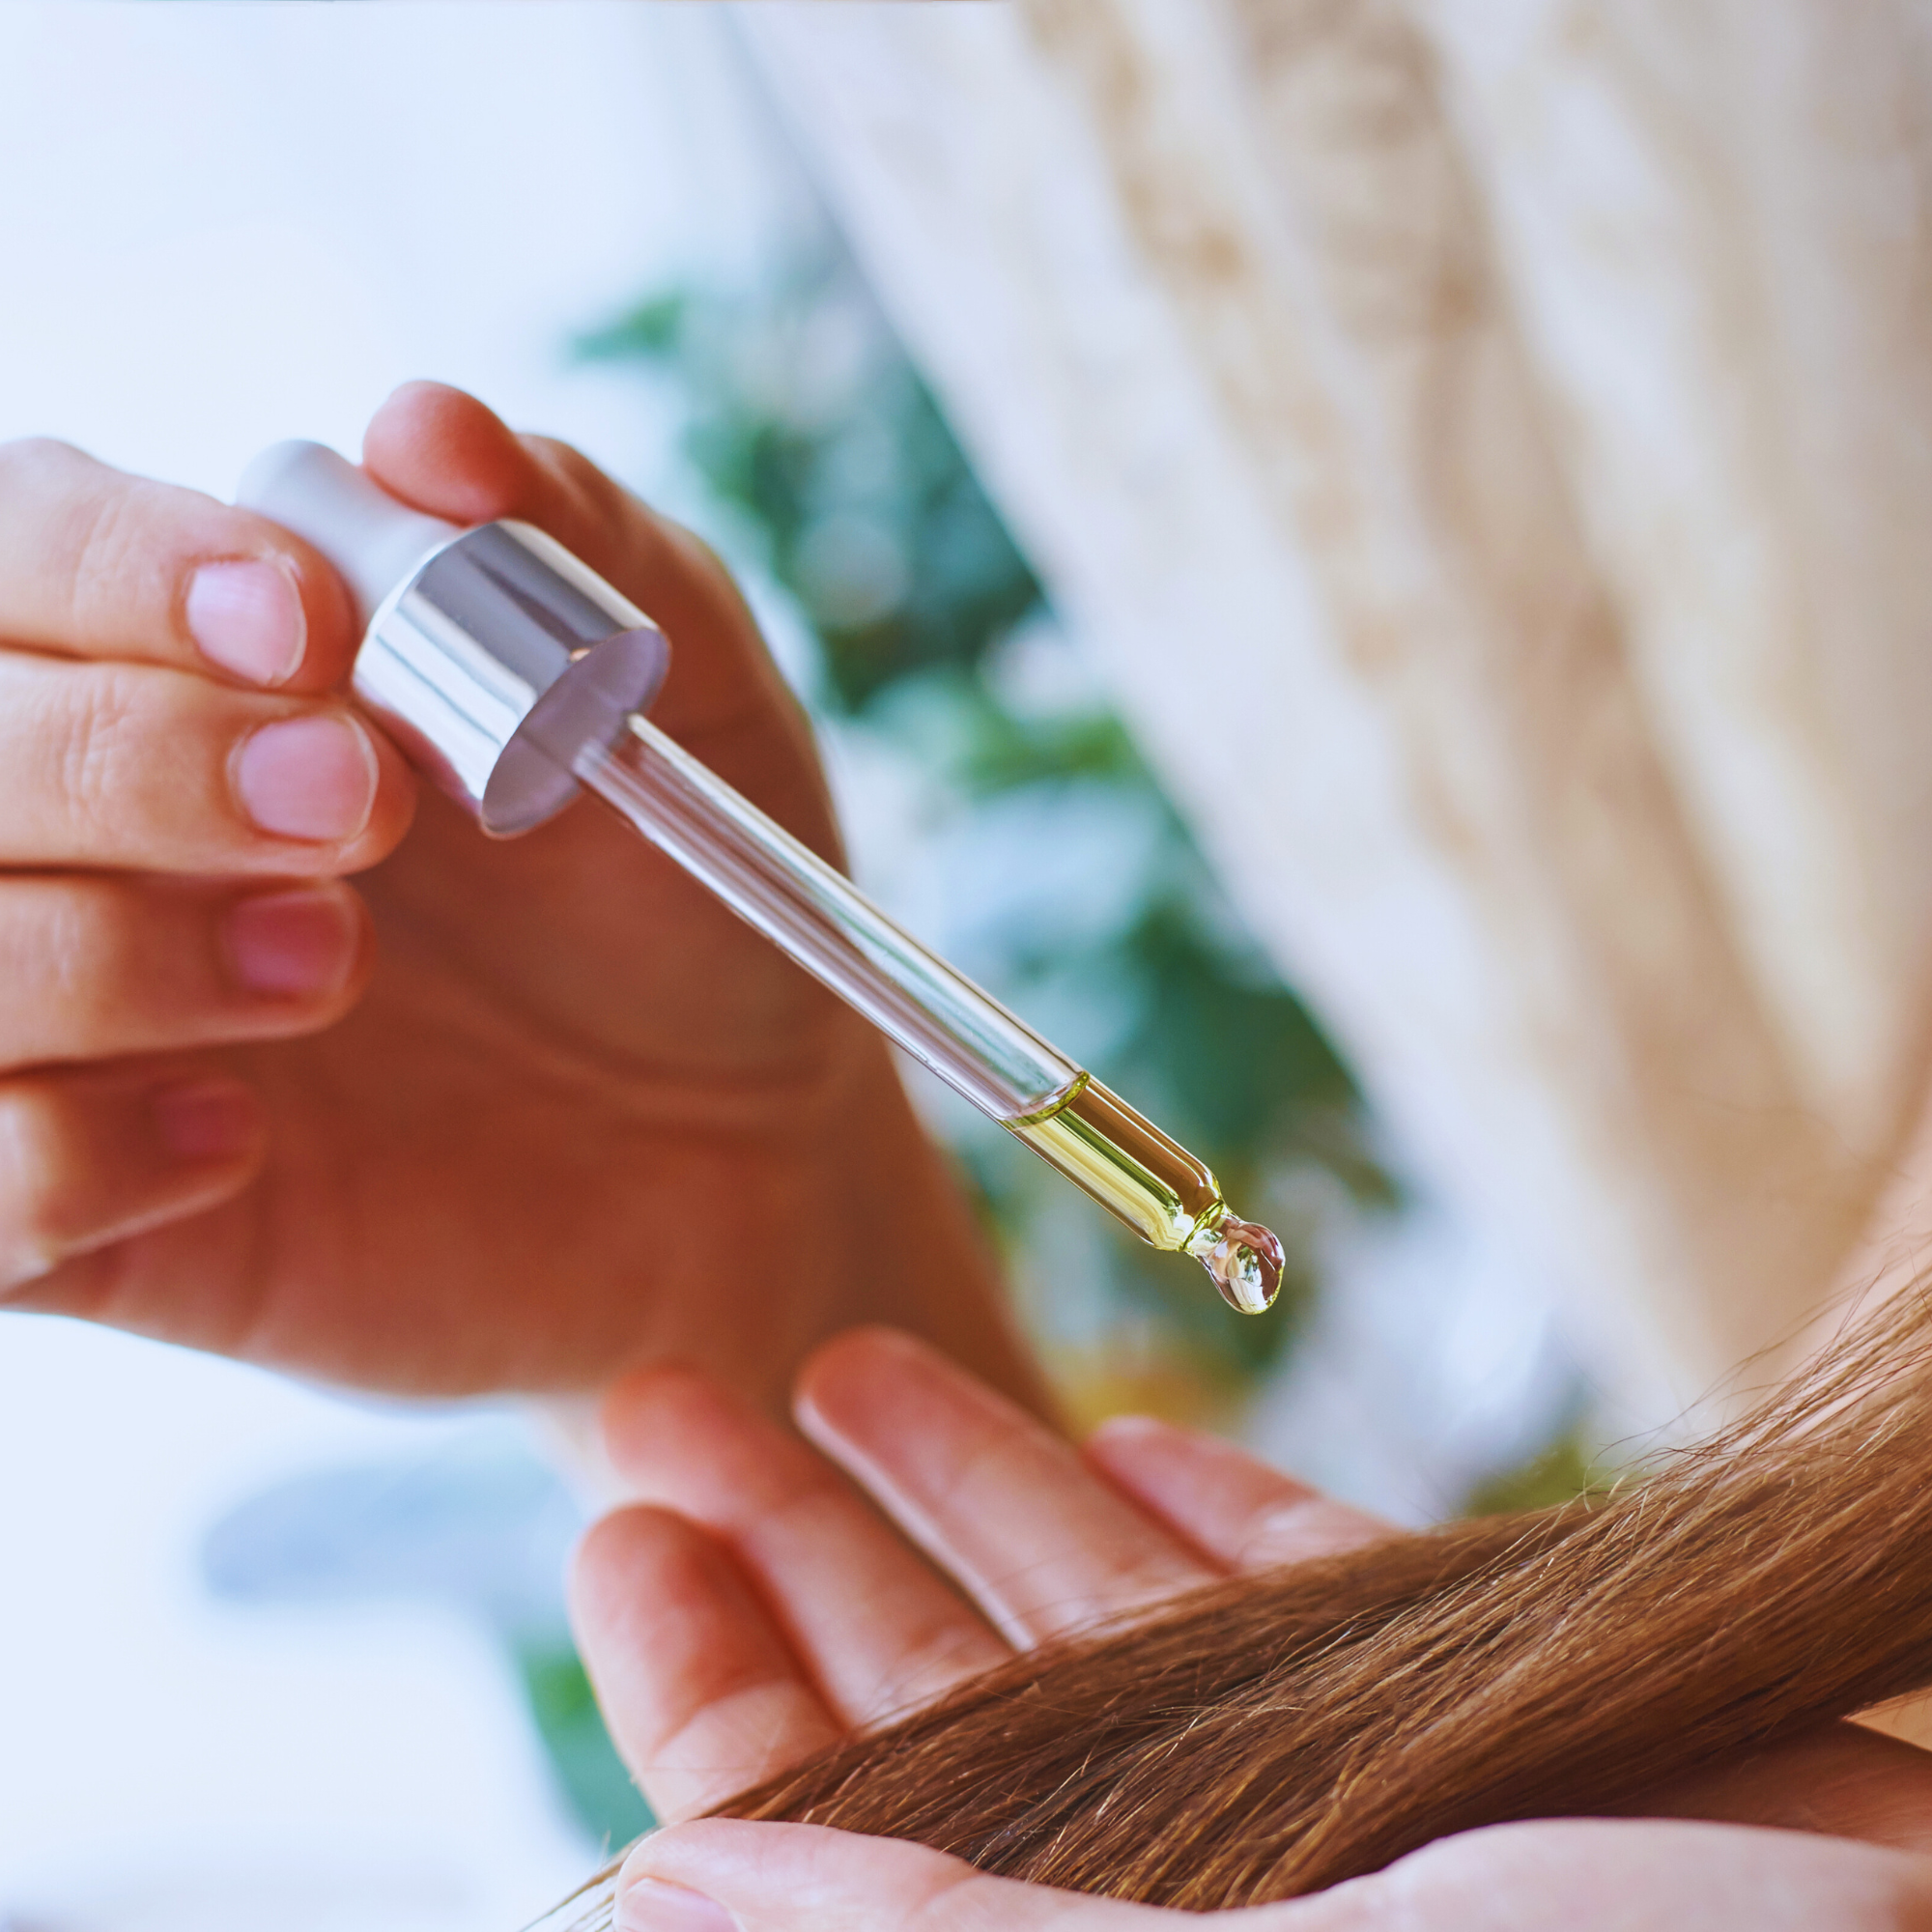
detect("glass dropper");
top-left (575, 714), bottom-right (1285, 1314)
top-left (234, 440), bottom-right (1284, 1313)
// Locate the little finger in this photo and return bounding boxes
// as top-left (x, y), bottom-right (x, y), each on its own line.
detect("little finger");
top-left (0, 1059), bottom-right (262, 1297)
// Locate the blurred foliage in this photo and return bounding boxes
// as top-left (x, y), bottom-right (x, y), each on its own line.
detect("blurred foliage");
top-left (580, 251), bottom-right (1394, 1388)
top-left (582, 283), bottom-right (1037, 715)
top-left (1463, 1426), bottom-right (1604, 1518)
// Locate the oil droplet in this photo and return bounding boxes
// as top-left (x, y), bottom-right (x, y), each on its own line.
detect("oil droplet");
top-left (1188, 1211), bottom-right (1285, 1315)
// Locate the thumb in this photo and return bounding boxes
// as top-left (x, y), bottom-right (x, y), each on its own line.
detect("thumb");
top-left (617, 1820), bottom-right (1235, 1931)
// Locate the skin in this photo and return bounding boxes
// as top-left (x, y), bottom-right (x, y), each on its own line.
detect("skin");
top-left (572, 1328), bottom-right (1932, 1932)
top-left (0, 386), bottom-right (1039, 1413)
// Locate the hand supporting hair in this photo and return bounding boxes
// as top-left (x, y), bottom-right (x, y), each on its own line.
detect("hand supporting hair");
top-left (556, 1309), bottom-right (1932, 1928)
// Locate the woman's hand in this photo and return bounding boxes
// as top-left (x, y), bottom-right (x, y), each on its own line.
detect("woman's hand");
top-left (0, 388), bottom-right (1032, 1408)
top-left (572, 1326), bottom-right (1387, 1824)
top-left (615, 1815), bottom-right (1932, 1931)
top-left (571, 1327), bottom-right (1932, 1929)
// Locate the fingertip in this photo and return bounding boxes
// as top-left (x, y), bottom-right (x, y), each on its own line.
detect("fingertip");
top-left (228, 702), bottom-right (418, 874)
top-left (222, 880), bottom-right (377, 1019)
top-left (794, 1328), bottom-right (1038, 1472)
top-left (570, 1502), bottom-right (699, 1628)
top-left (356, 712), bottom-right (421, 866)
top-left (792, 1323), bottom-right (923, 1425)
top-left (280, 536), bottom-right (365, 691)
top-left (1084, 1415), bottom-right (1391, 1574)
top-left (626, 1820), bottom-right (1002, 1930)
top-left (362, 381), bottom-right (534, 526)
top-left (619, 1821), bottom-right (753, 1919)
top-left (183, 554), bottom-right (309, 690)
top-left (615, 1875), bottom-right (740, 1932)
top-left (615, 1825), bottom-right (727, 1925)
top-left (620, 1817), bottom-right (781, 1897)
top-left (599, 1362), bottom-right (791, 1509)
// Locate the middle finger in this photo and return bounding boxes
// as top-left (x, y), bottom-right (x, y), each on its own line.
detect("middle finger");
top-left (796, 1328), bottom-right (1215, 1647)
top-left (0, 651), bottom-right (412, 875)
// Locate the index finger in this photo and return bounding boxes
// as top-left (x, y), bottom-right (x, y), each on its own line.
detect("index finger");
top-left (0, 439), bottom-right (359, 691)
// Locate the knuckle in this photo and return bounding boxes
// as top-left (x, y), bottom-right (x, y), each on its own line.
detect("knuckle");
top-left (55, 666), bottom-right (147, 845)
top-left (0, 883), bottom-right (199, 1071)
top-left (43, 887), bottom-right (142, 1040)
top-left (63, 473), bottom-right (162, 644)
top-left (524, 432), bottom-right (597, 489)
top-left (34, 886), bottom-right (101, 1027)
top-left (526, 434), bottom-right (630, 528)
top-left (876, 1616), bottom-right (1003, 1714)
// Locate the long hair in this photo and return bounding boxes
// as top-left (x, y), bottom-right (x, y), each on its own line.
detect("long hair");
top-left (551, 1282), bottom-right (1932, 1920)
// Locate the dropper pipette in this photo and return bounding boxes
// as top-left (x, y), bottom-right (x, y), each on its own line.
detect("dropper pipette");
top-left (237, 441), bottom-right (1285, 1313)
top-left (575, 714), bottom-right (1283, 1312)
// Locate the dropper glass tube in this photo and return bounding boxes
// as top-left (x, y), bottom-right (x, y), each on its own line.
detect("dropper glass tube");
top-left (576, 715), bottom-right (1285, 1314)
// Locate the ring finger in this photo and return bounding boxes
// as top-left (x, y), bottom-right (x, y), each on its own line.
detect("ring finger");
top-left (0, 873), bottom-right (373, 1067)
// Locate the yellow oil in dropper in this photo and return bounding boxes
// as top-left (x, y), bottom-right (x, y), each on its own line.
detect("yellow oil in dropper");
top-left (1004, 1076), bottom-right (1284, 1313)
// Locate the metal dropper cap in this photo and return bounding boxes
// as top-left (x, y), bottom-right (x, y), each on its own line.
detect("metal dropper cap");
top-left (237, 441), bottom-right (669, 836)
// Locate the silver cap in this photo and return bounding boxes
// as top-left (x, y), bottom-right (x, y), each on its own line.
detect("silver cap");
top-left (238, 440), bottom-right (669, 836)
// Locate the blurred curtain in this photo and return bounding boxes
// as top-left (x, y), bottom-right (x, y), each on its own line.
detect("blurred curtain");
top-left (739, 0), bottom-right (1932, 1421)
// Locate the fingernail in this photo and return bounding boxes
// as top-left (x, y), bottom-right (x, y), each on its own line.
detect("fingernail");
top-left (187, 558), bottom-right (306, 687)
top-left (224, 889), bottom-right (359, 1000)
top-left (234, 714), bottom-right (378, 843)
top-left (618, 1878), bottom-right (741, 1932)
top-left (152, 1079), bottom-right (259, 1164)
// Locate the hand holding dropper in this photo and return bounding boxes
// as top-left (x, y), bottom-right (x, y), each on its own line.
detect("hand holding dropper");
top-left (239, 441), bottom-right (1285, 1315)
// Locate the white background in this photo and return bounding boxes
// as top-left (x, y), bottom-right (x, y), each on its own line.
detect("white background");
top-left (0, 9), bottom-right (801, 1926)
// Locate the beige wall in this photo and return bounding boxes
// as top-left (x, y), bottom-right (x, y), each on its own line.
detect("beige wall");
top-left (742, 0), bottom-right (1932, 1421)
